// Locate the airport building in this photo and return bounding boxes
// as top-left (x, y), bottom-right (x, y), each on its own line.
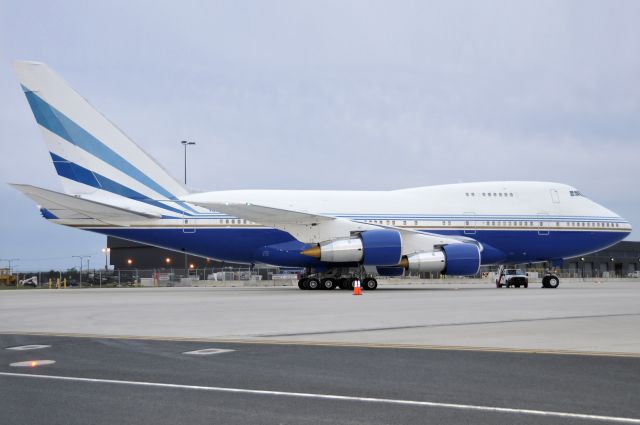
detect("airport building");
top-left (107, 237), bottom-right (241, 270)
top-left (563, 240), bottom-right (640, 277)
top-left (108, 237), bottom-right (640, 277)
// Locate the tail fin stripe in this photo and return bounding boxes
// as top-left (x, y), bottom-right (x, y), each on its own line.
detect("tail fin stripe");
top-left (49, 152), bottom-right (185, 217)
top-left (23, 86), bottom-right (179, 202)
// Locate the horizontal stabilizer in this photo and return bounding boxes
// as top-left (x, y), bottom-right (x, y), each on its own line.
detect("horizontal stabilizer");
top-left (11, 184), bottom-right (160, 226)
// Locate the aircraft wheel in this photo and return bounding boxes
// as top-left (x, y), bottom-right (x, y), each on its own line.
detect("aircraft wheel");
top-left (306, 278), bottom-right (320, 290)
top-left (546, 276), bottom-right (559, 288)
top-left (341, 278), bottom-right (354, 290)
top-left (362, 278), bottom-right (378, 290)
top-left (321, 278), bottom-right (336, 290)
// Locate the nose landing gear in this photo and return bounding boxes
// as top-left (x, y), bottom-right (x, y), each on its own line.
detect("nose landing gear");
top-left (542, 274), bottom-right (560, 288)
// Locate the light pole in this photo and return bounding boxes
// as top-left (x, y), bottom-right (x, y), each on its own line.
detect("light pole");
top-left (102, 248), bottom-right (111, 271)
top-left (181, 140), bottom-right (195, 272)
top-left (72, 255), bottom-right (90, 287)
top-left (181, 140), bottom-right (196, 185)
top-left (0, 258), bottom-right (19, 274)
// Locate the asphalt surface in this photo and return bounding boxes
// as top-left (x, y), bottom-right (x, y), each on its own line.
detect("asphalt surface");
top-left (1, 334), bottom-right (638, 425)
top-left (2, 282), bottom-right (639, 354)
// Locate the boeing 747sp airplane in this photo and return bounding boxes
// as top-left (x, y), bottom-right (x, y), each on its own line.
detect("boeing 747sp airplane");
top-left (10, 61), bottom-right (632, 290)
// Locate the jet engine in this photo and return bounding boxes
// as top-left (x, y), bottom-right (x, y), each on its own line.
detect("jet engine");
top-left (399, 243), bottom-right (481, 275)
top-left (300, 229), bottom-right (402, 266)
top-left (301, 229), bottom-right (481, 275)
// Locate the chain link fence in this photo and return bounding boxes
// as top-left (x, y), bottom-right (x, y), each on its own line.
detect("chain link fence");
top-left (2, 265), bottom-right (637, 289)
top-left (4, 266), bottom-right (300, 288)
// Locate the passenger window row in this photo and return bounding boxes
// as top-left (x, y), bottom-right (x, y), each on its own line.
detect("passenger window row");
top-left (359, 220), bottom-right (622, 228)
top-left (465, 192), bottom-right (515, 197)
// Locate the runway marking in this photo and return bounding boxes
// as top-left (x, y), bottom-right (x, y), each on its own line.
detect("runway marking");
top-left (1, 372), bottom-right (639, 423)
top-left (6, 344), bottom-right (51, 351)
top-left (1, 331), bottom-right (639, 358)
top-left (182, 348), bottom-right (235, 355)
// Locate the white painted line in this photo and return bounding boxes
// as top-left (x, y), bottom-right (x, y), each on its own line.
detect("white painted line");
top-left (0, 372), bottom-right (638, 423)
top-left (6, 345), bottom-right (51, 351)
top-left (182, 348), bottom-right (235, 356)
top-left (9, 360), bottom-right (56, 367)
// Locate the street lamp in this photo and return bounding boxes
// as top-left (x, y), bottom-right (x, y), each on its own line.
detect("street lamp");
top-left (72, 255), bottom-right (90, 287)
top-left (181, 141), bottom-right (195, 271)
top-left (181, 140), bottom-right (196, 185)
top-left (102, 248), bottom-right (111, 271)
top-left (0, 258), bottom-right (19, 274)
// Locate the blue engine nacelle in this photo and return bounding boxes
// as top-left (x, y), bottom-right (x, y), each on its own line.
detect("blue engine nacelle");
top-left (441, 243), bottom-right (481, 275)
top-left (400, 243), bottom-right (481, 276)
top-left (301, 230), bottom-right (480, 276)
top-left (360, 230), bottom-right (402, 266)
top-left (301, 229), bottom-right (402, 266)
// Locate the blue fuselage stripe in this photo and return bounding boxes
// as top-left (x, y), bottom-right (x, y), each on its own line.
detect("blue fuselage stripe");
top-left (85, 227), bottom-right (630, 267)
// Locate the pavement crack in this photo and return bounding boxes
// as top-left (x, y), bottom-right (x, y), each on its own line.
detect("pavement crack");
top-left (255, 313), bottom-right (640, 338)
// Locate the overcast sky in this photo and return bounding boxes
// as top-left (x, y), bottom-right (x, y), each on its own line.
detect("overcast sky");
top-left (1, 0), bottom-right (638, 271)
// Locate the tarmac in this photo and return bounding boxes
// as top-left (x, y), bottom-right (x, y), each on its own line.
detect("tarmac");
top-left (1, 281), bottom-right (639, 355)
top-left (1, 281), bottom-right (639, 424)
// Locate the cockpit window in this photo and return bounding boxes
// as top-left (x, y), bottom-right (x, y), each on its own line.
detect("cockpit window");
top-left (569, 190), bottom-right (584, 197)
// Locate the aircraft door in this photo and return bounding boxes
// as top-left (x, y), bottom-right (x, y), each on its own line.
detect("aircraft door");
top-left (182, 213), bottom-right (196, 234)
top-left (463, 212), bottom-right (477, 235)
top-left (550, 189), bottom-right (560, 203)
top-left (537, 212), bottom-right (549, 236)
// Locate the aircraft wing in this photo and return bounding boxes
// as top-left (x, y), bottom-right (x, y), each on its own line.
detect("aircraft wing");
top-left (11, 184), bottom-right (160, 226)
top-left (185, 198), bottom-right (463, 251)
top-left (196, 201), bottom-right (335, 226)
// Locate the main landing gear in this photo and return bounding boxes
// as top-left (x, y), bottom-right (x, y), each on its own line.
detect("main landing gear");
top-left (297, 274), bottom-right (378, 291)
top-left (541, 274), bottom-right (560, 288)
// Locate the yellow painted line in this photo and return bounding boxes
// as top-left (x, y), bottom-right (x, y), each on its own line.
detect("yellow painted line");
top-left (1, 331), bottom-right (638, 358)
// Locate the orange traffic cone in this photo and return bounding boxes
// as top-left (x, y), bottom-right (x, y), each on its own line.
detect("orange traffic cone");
top-left (353, 279), bottom-right (362, 296)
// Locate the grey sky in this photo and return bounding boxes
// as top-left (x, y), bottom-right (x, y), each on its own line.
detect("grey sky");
top-left (1, 0), bottom-right (638, 271)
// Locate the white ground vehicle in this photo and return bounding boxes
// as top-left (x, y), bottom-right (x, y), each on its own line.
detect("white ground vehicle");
top-left (19, 276), bottom-right (38, 287)
top-left (496, 268), bottom-right (528, 288)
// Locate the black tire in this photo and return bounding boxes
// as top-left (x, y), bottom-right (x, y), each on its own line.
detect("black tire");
top-left (321, 278), bottom-right (336, 290)
top-left (362, 278), bottom-right (378, 290)
top-left (298, 278), bottom-right (307, 290)
top-left (524, 282), bottom-right (528, 288)
top-left (542, 275), bottom-right (559, 288)
top-left (306, 278), bottom-right (320, 290)
top-left (341, 278), bottom-right (354, 290)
